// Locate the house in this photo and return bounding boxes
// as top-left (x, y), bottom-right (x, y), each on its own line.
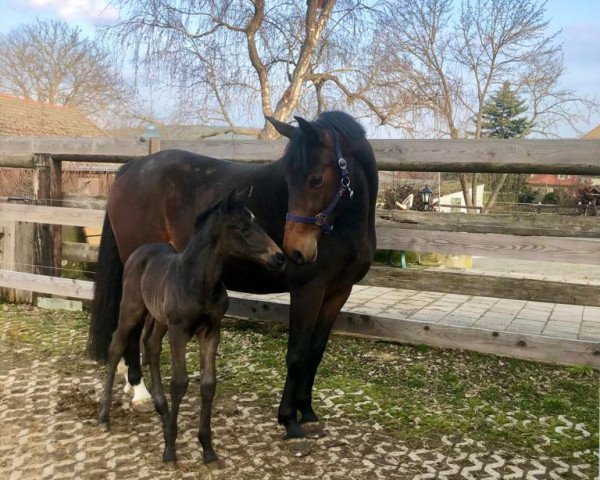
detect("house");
top-left (0, 94), bottom-right (105, 137)
top-left (434, 184), bottom-right (485, 213)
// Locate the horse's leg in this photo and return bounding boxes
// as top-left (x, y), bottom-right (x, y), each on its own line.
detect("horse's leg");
top-left (119, 315), bottom-right (153, 401)
top-left (98, 303), bottom-right (145, 430)
top-left (297, 286), bottom-right (353, 438)
top-left (124, 321), bottom-right (152, 411)
top-left (196, 323), bottom-right (220, 464)
top-left (163, 324), bottom-right (191, 463)
top-left (144, 319), bottom-right (169, 430)
top-left (278, 284), bottom-right (324, 454)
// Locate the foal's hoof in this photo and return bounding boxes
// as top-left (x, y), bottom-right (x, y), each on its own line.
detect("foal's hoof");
top-left (132, 398), bottom-right (154, 412)
top-left (283, 438), bottom-right (311, 457)
top-left (98, 421), bottom-right (109, 432)
top-left (301, 421), bottom-right (326, 439)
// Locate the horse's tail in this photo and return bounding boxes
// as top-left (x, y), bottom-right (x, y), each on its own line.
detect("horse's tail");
top-left (87, 212), bottom-right (122, 362)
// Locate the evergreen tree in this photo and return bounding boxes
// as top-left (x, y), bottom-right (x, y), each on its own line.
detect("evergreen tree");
top-left (481, 81), bottom-right (531, 139)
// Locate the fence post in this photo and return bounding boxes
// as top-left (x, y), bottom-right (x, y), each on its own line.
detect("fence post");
top-left (149, 138), bottom-right (161, 155)
top-left (33, 154), bottom-right (54, 276)
top-left (51, 156), bottom-right (62, 274)
top-left (0, 199), bottom-right (34, 303)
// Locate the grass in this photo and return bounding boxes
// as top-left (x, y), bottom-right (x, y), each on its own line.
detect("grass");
top-left (1, 303), bottom-right (598, 467)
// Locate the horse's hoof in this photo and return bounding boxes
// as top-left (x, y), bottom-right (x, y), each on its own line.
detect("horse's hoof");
top-left (203, 451), bottom-right (218, 465)
top-left (283, 438), bottom-right (311, 457)
top-left (132, 398), bottom-right (154, 412)
top-left (98, 421), bottom-right (109, 432)
top-left (301, 421), bottom-right (326, 439)
top-left (162, 451), bottom-right (177, 464)
top-left (123, 383), bottom-right (132, 395)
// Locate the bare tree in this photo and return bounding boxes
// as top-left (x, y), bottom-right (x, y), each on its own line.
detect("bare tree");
top-left (0, 20), bottom-right (130, 125)
top-left (106, 0), bottom-right (418, 138)
top-left (382, 0), bottom-right (597, 210)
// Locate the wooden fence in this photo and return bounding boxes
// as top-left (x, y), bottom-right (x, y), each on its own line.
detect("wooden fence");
top-left (1, 137), bottom-right (599, 365)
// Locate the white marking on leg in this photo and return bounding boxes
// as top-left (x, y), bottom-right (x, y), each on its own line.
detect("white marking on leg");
top-left (132, 378), bottom-right (152, 405)
top-left (118, 359), bottom-right (133, 394)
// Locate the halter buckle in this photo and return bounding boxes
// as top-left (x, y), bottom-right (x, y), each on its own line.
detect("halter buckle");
top-left (315, 213), bottom-right (327, 226)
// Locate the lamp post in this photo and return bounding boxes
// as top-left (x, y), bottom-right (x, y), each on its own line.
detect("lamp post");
top-left (143, 124), bottom-right (161, 154)
top-left (421, 184), bottom-right (433, 211)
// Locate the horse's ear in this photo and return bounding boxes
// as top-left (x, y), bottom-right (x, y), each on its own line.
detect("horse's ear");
top-left (294, 116), bottom-right (321, 145)
top-left (265, 116), bottom-right (297, 139)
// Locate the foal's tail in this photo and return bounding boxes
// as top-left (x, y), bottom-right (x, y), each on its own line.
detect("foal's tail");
top-left (87, 213), bottom-right (123, 363)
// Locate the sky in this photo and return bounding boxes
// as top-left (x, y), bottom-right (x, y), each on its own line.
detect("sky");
top-left (0, 0), bottom-right (598, 137)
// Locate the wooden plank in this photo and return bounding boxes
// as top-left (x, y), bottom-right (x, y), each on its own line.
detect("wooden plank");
top-left (0, 154), bottom-right (34, 168)
top-left (361, 266), bottom-right (600, 307)
top-left (51, 154), bottom-right (141, 164)
top-left (377, 210), bottom-right (600, 238)
top-left (0, 203), bottom-right (105, 227)
top-left (164, 138), bottom-right (600, 174)
top-left (0, 269), bottom-right (94, 300)
top-left (51, 157), bottom-right (63, 273)
top-left (376, 227), bottom-right (600, 265)
top-left (0, 217), bottom-right (34, 303)
top-left (0, 137), bottom-right (148, 156)
top-left (226, 295), bottom-right (600, 367)
top-left (33, 155), bottom-right (54, 276)
top-left (370, 139), bottom-right (600, 174)
top-left (2, 138), bottom-right (599, 173)
top-left (62, 242), bottom-right (99, 262)
top-left (162, 139), bottom-right (283, 162)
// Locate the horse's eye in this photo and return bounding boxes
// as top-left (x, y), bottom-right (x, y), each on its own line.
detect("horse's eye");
top-left (239, 225), bottom-right (251, 236)
top-left (309, 176), bottom-right (323, 188)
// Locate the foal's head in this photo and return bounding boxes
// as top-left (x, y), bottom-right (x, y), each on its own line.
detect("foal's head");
top-left (266, 112), bottom-right (362, 265)
top-left (204, 186), bottom-right (286, 271)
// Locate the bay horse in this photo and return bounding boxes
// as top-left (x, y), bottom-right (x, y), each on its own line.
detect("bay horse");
top-left (88, 111), bottom-right (378, 453)
top-left (98, 186), bottom-right (285, 464)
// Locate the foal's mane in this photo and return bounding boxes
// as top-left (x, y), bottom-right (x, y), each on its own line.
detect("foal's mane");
top-left (194, 201), bottom-right (222, 230)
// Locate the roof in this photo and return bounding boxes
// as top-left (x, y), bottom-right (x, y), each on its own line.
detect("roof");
top-left (528, 174), bottom-right (581, 187)
top-left (0, 94), bottom-right (105, 137)
top-left (583, 125), bottom-right (600, 139)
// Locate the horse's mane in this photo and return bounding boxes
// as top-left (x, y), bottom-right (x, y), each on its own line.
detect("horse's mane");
top-left (281, 111), bottom-right (378, 201)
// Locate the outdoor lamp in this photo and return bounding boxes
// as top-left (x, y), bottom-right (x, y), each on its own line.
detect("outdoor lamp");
top-left (421, 184), bottom-right (433, 206)
top-left (142, 124), bottom-right (160, 139)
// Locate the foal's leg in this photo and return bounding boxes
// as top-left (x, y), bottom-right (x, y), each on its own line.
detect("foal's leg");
top-left (297, 286), bottom-right (352, 437)
top-left (197, 323), bottom-right (220, 464)
top-left (144, 319), bottom-right (169, 430)
top-left (162, 324), bottom-right (191, 463)
top-left (98, 302), bottom-right (146, 430)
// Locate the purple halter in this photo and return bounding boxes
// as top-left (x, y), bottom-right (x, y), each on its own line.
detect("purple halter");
top-left (285, 134), bottom-right (353, 233)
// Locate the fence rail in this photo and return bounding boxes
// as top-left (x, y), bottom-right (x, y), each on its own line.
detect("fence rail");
top-left (2, 137), bottom-right (600, 173)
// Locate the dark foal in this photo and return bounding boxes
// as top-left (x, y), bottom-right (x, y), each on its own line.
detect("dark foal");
top-left (97, 187), bottom-right (285, 463)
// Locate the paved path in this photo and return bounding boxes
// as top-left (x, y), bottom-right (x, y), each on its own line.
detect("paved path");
top-left (232, 286), bottom-right (600, 341)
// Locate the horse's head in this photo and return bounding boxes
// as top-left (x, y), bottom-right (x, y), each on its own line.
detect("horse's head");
top-left (266, 114), bottom-right (354, 265)
top-left (215, 186), bottom-right (286, 271)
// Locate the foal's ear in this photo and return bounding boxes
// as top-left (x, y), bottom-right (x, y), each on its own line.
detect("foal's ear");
top-left (265, 116), bottom-right (297, 139)
top-left (294, 116), bottom-right (322, 145)
top-left (223, 185), bottom-right (253, 212)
